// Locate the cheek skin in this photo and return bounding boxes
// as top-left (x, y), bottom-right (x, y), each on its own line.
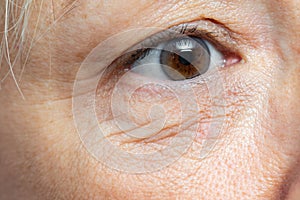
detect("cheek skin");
top-left (0, 56), bottom-right (296, 200)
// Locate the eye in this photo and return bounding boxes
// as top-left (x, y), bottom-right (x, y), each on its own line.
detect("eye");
top-left (131, 36), bottom-right (225, 81)
top-left (73, 21), bottom-right (243, 171)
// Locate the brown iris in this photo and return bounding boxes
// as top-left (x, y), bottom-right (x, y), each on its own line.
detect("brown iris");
top-left (160, 37), bottom-right (210, 80)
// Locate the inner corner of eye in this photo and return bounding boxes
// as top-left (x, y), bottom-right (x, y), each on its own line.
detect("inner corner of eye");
top-left (223, 52), bottom-right (243, 67)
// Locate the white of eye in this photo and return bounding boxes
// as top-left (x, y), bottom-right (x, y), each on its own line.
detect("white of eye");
top-left (131, 37), bottom-right (225, 81)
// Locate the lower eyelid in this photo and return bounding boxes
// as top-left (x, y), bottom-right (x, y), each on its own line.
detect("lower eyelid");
top-left (96, 75), bottom-right (214, 145)
top-left (94, 66), bottom-right (255, 157)
top-left (94, 57), bottom-right (249, 155)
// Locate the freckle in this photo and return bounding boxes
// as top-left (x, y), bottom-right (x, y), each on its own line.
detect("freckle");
top-left (75, 52), bottom-right (86, 60)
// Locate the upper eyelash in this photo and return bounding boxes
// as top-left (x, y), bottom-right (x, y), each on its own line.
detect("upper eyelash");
top-left (123, 25), bottom-right (211, 64)
top-left (136, 24), bottom-right (212, 49)
top-left (138, 36), bottom-right (205, 61)
top-left (116, 19), bottom-right (241, 67)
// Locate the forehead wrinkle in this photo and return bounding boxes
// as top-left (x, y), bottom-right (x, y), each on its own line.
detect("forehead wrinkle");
top-left (52, 0), bottom-right (253, 30)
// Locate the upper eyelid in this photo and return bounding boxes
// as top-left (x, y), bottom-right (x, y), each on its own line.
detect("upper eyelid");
top-left (128, 19), bottom-right (241, 57)
top-left (109, 18), bottom-right (244, 72)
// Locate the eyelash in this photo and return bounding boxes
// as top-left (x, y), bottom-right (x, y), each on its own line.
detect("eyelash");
top-left (117, 20), bottom-right (241, 70)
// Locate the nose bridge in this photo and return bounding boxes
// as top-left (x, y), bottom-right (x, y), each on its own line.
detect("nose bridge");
top-left (285, 0), bottom-right (300, 60)
top-left (266, 0), bottom-right (300, 62)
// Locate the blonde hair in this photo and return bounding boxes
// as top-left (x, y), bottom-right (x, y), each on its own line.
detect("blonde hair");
top-left (1, 0), bottom-right (32, 96)
top-left (1, 0), bottom-right (78, 96)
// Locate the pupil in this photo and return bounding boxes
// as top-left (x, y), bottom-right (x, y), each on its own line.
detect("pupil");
top-left (178, 50), bottom-right (193, 66)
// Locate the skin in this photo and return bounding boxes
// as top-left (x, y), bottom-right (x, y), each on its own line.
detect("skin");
top-left (0, 0), bottom-right (300, 199)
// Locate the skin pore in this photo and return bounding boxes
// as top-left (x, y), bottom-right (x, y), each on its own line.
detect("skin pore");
top-left (0, 0), bottom-right (300, 199)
